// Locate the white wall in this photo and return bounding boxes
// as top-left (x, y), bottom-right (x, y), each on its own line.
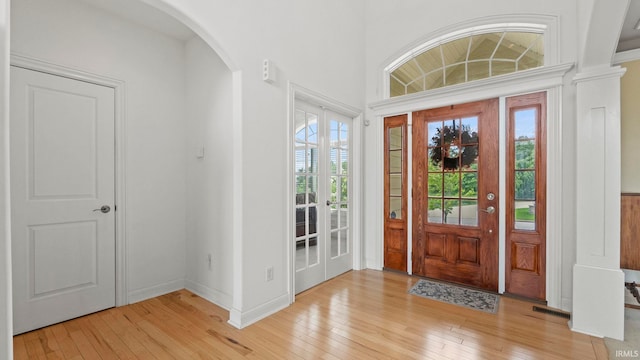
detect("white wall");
top-left (0, 0), bottom-right (11, 357)
top-left (184, 36), bottom-right (233, 308)
top-left (10, 0), bottom-right (188, 301)
top-left (621, 60), bottom-right (640, 193)
top-left (146, 0), bottom-right (366, 325)
top-left (6, 0), bottom-right (368, 330)
top-left (362, 0), bottom-right (580, 309)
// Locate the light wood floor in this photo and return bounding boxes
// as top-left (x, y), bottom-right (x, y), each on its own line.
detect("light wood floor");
top-left (13, 270), bottom-right (609, 359)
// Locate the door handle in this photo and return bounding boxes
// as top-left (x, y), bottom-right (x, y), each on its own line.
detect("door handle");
top-left (93, 205), bottom-right (111, 214)
top-left (480, 206), bottom-right (495, 214)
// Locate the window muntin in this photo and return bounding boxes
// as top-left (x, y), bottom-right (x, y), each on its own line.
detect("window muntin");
top-left (390, 31), bottom-right (544, 97)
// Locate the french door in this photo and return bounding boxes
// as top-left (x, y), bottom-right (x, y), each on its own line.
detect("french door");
top-left (294, 101), bottom-right (352, 293)
top-left (412, 99), bottom-right (499, 291)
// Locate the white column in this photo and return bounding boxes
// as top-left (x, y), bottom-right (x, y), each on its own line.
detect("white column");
top-left (571, 66), bottom-right (626, 340)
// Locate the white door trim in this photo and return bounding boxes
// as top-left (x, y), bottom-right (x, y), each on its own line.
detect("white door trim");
top-left (10, 53), bottom-right (128, 307)
top-left (287, 82), bottom-right (363, 303)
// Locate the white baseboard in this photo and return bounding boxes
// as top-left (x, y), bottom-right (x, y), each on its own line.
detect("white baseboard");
top-left (561, 297), bottom-right (573, 312)
top-left (365, 257), bottom-right (382, 270)
top-left (127, 279), bottom-right (185, 304)
top-left (227, 293), bottom-right (290, 329)
top-left (184, 280), bottom-right (232, 311)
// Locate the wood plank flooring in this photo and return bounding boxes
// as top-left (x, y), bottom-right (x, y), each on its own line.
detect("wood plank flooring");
top-left (13, 270), bottom-right (609, 359)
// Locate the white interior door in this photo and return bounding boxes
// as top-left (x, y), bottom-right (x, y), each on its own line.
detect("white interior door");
top-left (10, 66), bottom-right (116, 334)
top-left (294, 101), bottom-right (352, 294)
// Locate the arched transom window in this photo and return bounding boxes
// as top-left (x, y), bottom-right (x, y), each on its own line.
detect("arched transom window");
top-left (389, 31), bottom-right (544, 97)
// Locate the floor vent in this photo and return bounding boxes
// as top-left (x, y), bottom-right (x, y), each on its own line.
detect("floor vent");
top-left (532, 306), bottom-right (571, 319)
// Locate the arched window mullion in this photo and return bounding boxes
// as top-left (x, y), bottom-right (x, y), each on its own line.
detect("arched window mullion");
top-left (439, 45), bottom-right (446, 86)
top-left (387, 26), bottom-right (545, 98)
top-left (489, 32), bottom-right (507, 77)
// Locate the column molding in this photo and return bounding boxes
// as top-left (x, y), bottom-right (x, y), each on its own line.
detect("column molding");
top-left (571, 65), bottom-right (625, 340)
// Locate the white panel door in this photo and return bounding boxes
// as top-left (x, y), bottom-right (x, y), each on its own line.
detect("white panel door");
top-left (10, 66), bottom-right (116, 334)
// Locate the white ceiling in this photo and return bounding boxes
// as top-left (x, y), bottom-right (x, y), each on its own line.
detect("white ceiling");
top-left (77, 0), bottom-right (195, 42)
top-left (78, 0), bottom-right (639, 56)
top-left (618, 1), bottom-right (640, 52)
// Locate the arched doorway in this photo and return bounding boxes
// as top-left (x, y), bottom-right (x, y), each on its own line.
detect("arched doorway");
top-left (9, 0), bottom-right (238, 333)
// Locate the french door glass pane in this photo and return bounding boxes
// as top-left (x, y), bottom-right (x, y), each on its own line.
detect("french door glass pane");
top-left (309, 237), bottom-right (319, 266)
top-left (330, 231), bottom-right (338, 258)
top-left (340, 150), bottom-right (349, 174)
top-left (295, 110), bottom-right (306, 141)
top-left (307, 114), bottom-right (318, 143)
top-left (339, 229), bottom-right (348, 255)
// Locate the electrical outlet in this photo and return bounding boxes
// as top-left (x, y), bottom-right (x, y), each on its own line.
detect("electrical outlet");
top-left (265, 266), bottom-right (274, 281)
top-left (207, 254), bottom-right (212, 271)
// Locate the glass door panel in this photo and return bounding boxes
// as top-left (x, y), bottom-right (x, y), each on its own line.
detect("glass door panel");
top-left (326, 111), bottom-right (352, 279)
top-left (294, 104), bottom-right (323, 290)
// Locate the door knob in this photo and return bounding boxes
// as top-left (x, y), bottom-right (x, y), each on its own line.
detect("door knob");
top-left (480, 206), bottom-right (495, 214)
top-left (93, 205), bottom-right (111, 214)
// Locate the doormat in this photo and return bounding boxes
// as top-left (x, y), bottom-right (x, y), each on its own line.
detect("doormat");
top-left (409, 279), bottom-right (499, 313)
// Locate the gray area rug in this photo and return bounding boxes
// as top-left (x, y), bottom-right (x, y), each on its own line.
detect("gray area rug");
top-left (409, 279), bottom-right (499, 313)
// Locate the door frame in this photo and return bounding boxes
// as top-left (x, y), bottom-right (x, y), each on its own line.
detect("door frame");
top-left (287, 82), bottom-right (363, 303)
top-left (369, 63), bottom-right (573, 309)
top-left (10, 53), bottom-right (128, 307)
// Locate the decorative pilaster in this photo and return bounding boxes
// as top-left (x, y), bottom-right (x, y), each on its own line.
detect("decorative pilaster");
top-left (571, 66), bottom-right (626, 340)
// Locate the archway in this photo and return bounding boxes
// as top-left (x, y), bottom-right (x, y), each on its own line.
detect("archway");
top-left (8, 0), bottom-right (240, 334)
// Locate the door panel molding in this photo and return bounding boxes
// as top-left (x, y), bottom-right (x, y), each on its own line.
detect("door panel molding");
top-left (11, 54), bottom-right (128, 307)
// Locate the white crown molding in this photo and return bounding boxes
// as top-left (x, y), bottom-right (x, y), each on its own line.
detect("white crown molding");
top-left (572, 65), bottom-right (627, 84)
top-left (613, 48), bottom-right (640, 65)
top-left (370, 63), bottom-right (573, 115)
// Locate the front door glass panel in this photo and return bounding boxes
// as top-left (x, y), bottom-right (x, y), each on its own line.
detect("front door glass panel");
top-left (513, 108), bottom-right (537, 231)
top-left (426, 117), bottom-right (479, 226)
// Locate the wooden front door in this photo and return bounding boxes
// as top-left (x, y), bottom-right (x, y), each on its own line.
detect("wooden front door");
top-left (412, 99), bottom-right (499, 291)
